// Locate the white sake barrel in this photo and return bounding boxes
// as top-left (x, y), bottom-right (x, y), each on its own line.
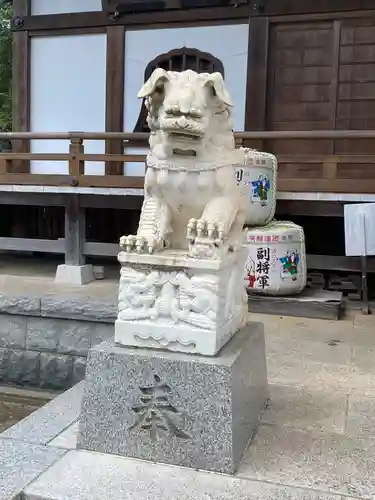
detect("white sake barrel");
top-left (243, 221), bottom-right (307, 296)
top-left (235, 149), bottom-right (277, 227)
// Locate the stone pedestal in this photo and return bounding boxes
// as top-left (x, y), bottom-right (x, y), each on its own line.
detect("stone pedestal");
top-left (115, 249), bottom-right (248, 356)
top-left (55, 264), bottom-right (94, 285)
top-left (77, 323), bottom-right (268, 474)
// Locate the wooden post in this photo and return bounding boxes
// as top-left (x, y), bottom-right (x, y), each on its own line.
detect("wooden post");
top-left (55, 193), bottom-right (93, 285)
top-left (322, 158), bottom-right (338, 179)
top-left (0, 158), bottom-right (8, 173)
top-left (64, 195), bottom-right (85, 266)
top-left (11, 0), bottom-right (31, 173)
top-left (244, 16), bottom-right (270, 151)
top-left (105, 25), bottom-right (125, 176)
top-left (329, 20), bottom-right (341, 156)
top-left (360, 213), bottom-right (369, 315)
top-left (235, 136), bottom-right (243, 149)
top-left (69, 137), bottom-right (84, 182)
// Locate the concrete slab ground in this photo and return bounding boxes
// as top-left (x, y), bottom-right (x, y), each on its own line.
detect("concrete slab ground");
top-left (0, 439), bottom-right (65, 500)
top-left (22, 449), bottom-right (342, 500)
top-left (34, 311), bottom-right (374, 500)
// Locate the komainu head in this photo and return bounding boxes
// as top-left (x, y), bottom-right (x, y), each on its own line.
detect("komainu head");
top-left (138, 69), bottom-right (235, 158)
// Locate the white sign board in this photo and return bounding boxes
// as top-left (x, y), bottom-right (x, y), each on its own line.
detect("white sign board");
top-left (344, 203), bottom-right (375, 257)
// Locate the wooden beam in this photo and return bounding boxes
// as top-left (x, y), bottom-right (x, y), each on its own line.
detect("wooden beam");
top-left (0, 132), bottom-right (146, 140)
top-left (271, 9), bottom-right (375, 24)
top-left (0, 173), bottom-right (144, 188)
top-left (0, 153), bottom-right (70, 160)
top-left (2, 130), bottom-right (375, 140)
top-left (307, 254), bottom-right (375, 273)
top-left (0, 237), bottom-right (64, 253)
top-left (12, 0), bottom-right (30, 173)
top-left (83, 241), bottom-right (118, 257)
top-left (0, 174), bottom-right (74, 185)
top-left (30, 27), bottom-right (106, 37)
top-left (80, 195), bottom-right (143, 209)
top-left (64, 195), bottom-right (85, 266)
top-left (105, 25), bottom-right (125, 176)
top-left (247, 291), bottom-right (342, 321)
top-left (78, 175), bottom-right (144, 188)
top-left (277, 178), bottom-right (375, 194)
top-left (276, 155), bottom-right (375, 164)
top-left (255, 0), bottom-right (375, 16)
top-left (1, 239), bottom-right (373, 276)
top-left (0, 190), bottom-right (143, 207)
top-left (18, 6), bottom-right (250, 31)
top-left (235, 131), bottom-right (375, 139)
top-left (0, 192), bottom-right (66, 206)
top-left (79, 154), bottom-right (144, 162)
top-left (276, 200), bottom-right (344, 217)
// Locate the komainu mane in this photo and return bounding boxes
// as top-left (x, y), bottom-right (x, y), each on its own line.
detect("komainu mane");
top-left (120, 68), bottom-right (263, 259)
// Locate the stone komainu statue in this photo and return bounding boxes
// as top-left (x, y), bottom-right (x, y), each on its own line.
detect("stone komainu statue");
top-left (120, 68), bottom-right (276, 259)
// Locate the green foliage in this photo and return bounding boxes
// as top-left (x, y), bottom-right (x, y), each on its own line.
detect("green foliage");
top-left (0, 2), bottom-right (12, 131)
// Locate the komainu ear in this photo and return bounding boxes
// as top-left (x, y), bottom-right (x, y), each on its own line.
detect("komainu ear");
top-left (204, 72), bottom-right (233, 107)
top-left (137, 68), bottom-right (170, 99)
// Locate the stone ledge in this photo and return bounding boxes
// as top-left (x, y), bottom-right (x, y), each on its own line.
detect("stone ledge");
top-left (0, 295), bottom-right (41, 316)
top-left (0, 381), bottom-right (84, 445)
top-left (0, 294), bottom-right (117, 324)
top-left (40, 297), bottom-right (117, 323)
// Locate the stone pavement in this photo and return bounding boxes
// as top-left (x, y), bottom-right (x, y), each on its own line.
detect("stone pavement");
top-left (241, 312), bottom-right (375, 498)
top-left (1, 306), bottom-right (375, 498)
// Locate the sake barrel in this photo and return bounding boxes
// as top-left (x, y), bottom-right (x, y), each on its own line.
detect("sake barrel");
top-left (235, 149), bottom-right (277, 227)
top-left (243, 221), bottom-right (307, 296)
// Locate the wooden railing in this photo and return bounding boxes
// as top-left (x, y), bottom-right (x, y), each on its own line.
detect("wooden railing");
top-left (1, 130), bottom-right (375, 192)
top-left (0, 132), bottom-right (148, 188)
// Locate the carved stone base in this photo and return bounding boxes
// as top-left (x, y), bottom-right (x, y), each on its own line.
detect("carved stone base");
top-left (77, 323), bottom-right (268, 474)
top-left (115, 249), bottom-right (248, 356)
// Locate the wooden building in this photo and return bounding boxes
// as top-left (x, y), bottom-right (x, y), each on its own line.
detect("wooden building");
top-left (4, 0), bottom-right (375, 296)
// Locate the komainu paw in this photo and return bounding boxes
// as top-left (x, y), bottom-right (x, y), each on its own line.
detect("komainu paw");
top-left (119, 235), bottom-right (163, 254)
top-left (187, 217), bottom-right (225, 245)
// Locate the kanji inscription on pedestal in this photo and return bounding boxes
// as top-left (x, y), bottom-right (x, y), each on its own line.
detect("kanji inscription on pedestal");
top-left (130, 374), bottom-right (191, 441)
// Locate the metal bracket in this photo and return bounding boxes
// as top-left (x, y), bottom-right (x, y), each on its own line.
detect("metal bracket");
top-left (12, 16), bottom-right (24, 30)
top-left (251, 0), bottom-right (265, 13)
top-left (108, 10), bottom-right (121, 21)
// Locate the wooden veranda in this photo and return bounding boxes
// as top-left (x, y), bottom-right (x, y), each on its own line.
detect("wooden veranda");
top-left (0, 129), bottom-right (375, 283)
